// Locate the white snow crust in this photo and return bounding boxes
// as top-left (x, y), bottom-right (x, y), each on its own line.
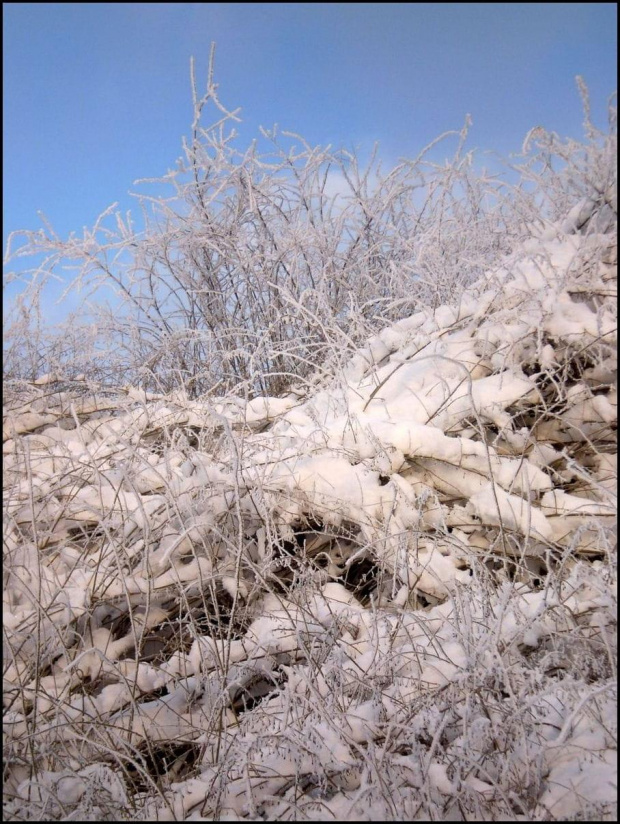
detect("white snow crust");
top-left (3, 215), bottom-right (617, 821)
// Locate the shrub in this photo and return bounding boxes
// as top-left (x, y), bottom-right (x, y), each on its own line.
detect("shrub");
top-left (3, 51), bottom-right (617, 821)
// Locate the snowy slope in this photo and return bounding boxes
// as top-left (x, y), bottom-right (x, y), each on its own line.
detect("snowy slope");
top-left (3, 211), bottom-right (617, 820)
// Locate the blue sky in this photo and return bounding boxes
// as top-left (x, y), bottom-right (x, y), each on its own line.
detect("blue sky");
top-left (3, 3), bottom-right (617, 266)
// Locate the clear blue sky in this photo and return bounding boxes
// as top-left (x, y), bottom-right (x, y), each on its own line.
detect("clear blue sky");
top-left (3, 2), bottom-right (617, 246)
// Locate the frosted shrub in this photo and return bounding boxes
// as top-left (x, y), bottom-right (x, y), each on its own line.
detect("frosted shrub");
top-left (3, 50), bottom-right (617, 821)
top-left (6, 49), bottom-right (534, 396)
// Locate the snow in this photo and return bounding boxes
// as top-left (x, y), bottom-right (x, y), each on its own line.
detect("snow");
top-left (3, 209), bottom-right (616, 821)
